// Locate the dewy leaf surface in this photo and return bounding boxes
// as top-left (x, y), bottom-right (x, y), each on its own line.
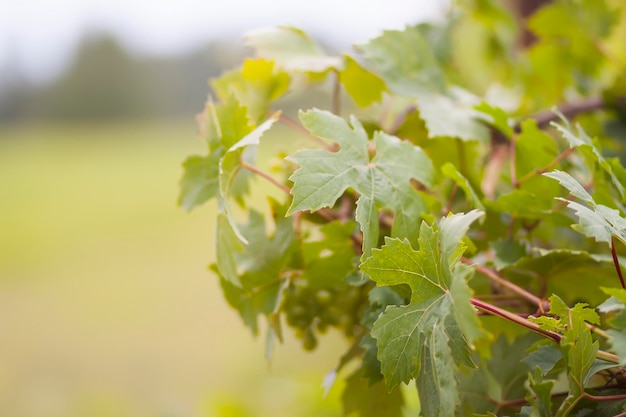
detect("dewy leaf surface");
top-left (287, 109), bottom-right (434, 256)
top-left (361, 211), bottom-right (485, 416)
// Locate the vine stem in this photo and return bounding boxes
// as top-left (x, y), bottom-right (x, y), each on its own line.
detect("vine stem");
top-left (278, 114), bottom-right (328, 149)
top-left (471, 298), bottom-right (561, 343)
top-left (471, 298), bottom-right (621, 365)
top-left (515, 147), bottom-right (574, 186)
top-left (514, 96), bottom-right (605, 132)
top-left (611, 236), bottom-right (626, 289)
top-left (462, 258), bottom-right (544, 307)
top-left (583, 392), bottom-right (626, 402)
top-left (240, 160), bottom-right (291, 194)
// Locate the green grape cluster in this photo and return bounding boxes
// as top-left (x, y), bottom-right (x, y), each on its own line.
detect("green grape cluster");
top-left (282, 277), bottom-right (367, 351)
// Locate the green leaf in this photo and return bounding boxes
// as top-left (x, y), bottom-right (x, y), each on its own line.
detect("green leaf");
top-left (548, 295), bottom-right (599, 417)
top-left (342, 369), bottom-right (404, 417)
top-left (360, 287), bottom-right (405, 383)
top-left (218, 114), bottom-right (279, 241)
top-left (245, 26), bottom-right (341, 73)
top-left (474, 101), bottom-right (514, 139)
top-left (457, 335), bottom-right (539, 416)
top-left (179, 153), bottom-right (221, 210)
top-left (288, 109), bottom-right (434, 256)
top-left (526, 367), bottom-right (556, 417)
top-left (212, 58), bottom-right (289, 122)
top-left (215, 201), bottom-right (295, 335)
top-left (523, 345), bottom-right (563, 376)
top-left (551, 118), bottom-right (625, 199)
top-left (504, 249), bottom-right (626, 307)
top-left (301, 220), bottom-right (357, 288)
top-left (600, 288), bottom-right (626, 364)
top-left (544, 170), bottom-right (626, 246)
top-left (178, 96), bottom-right (253, 210)
top-left (340, 55), bottom-right (386, 107)
top-left (357, 25), bottom-right (445, 96)
top-left (543, 171), bottom-right (595, 206)
top-left (418, 89), bottom-right (491, 142)
top-left (490, 238), bottom-right (527, 270)
top-left (441, 162), bottom-right (485, 211)
top-left (515, 120), bottom-right (561, 196)
top-left (362, 212), bottom-right (485, 414)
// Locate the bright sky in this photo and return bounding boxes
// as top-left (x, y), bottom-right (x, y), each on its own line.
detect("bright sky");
top-left (0, 0), bottom-right (448, 83)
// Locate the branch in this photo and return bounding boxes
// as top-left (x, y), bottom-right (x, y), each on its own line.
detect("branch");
top-left (611, 236), bottom-right (626, 289)
top-left (514, 96), bottom-right (605, 132)
top-left (471, 298), bottom-right (561, 343)
top-left (462, 258), bottom-right (545, 308)
top-left (583, 392), bottom-right (626, 402)
top-left (515, 147), bottom-right (574, 186)
top-left (240, 160), bottom-right (291, 194)
top-left (278, 114), bottom-right (330, 149)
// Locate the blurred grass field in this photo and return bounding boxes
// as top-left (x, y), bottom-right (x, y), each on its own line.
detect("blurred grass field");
top-left (0, 121), bottom-right (347, 417)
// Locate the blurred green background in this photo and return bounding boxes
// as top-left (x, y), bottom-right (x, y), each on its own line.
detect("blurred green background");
top-left (0, 2), bottom-right (447, 415)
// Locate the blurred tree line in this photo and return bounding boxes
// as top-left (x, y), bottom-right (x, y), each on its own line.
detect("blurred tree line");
top-left (0, 33), bottom-right (249, 122)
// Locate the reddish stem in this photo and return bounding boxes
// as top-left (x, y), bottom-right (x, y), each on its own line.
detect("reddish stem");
top-left (471, 298), bottom-right (561, 343)
top-left (463, 258), bottom-right (544, 307)
top-left (516, 147), bottom-right (574, 185)
top-left (240, 160), bottom-right (291, 194)
top-left (611, 236), bottom-right (626, 289)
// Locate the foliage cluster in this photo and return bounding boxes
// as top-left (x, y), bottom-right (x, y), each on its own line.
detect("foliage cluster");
top-left (180, 1), bottom-right (626, 415)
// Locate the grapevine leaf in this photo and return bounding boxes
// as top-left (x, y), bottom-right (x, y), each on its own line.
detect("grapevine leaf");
top-left (549, 295), bottom-right (599, 417)
top-left (211, 58), bottom-right (289, 122)
top-left (417, 323), bottom-right (457, 417)
top-left (362, 212), bottom-right (485, 414)
top-left (179, 154), bottom-right (221, 210)
top-left (601, 287), bottom-right (626, 304)
top-left (218, 114), bottom-right (279, 240)
top-left (357, 25), bottom-right (445, 95)
top-left (523, 345), bottom-right (563, 376)
top-left (342, 369), bottom-right (404, 417)
top-left (214, 201), bottom-right (295, 335)
top-left (418, 89), bottom-right (491, 142)
top-left (288, 109), bottom-right (434, 256)
top-left (474, 101), bottom-right (514, 139)
top-left (548, 294), bottom-right (600, 326)
top-left (457, 335), bottom-right (539, 416)
top-left (301, 220), bottom-right (357, 288)
top-left (606, 310), bottom-right (626, 365)
top-left (545, 170), bottom-right (626, 246)
top-left (178, 96), bottom-right (252, 210)
top-left (215, 212), bottom-right (245, 286)
top-left (543, 170), bottom-right (595, 206)
top-left (527, 367), bottom-right (555, 417)
top-left (490, 238), bottom-right (527, 270)
top-left (360, 287), bottom-right (404, 383)
top-left (515, 120), bottom-right (561, 197)
top-left (441, 162), bottom-right (485, 211)
top-left (340, 55), bottom-right (386, 107)
top-left (600, 288), bottom-right (626, 364)
top-left (504, 249), bottom-right (626, 306)
top-left (245, 26), bottom-right (341, 73)
top-left (551, 118), bottom-right (625, 199)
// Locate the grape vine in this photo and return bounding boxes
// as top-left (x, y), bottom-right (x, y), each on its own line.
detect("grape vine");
top-left (180, 1), bottom-right (626, 415)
